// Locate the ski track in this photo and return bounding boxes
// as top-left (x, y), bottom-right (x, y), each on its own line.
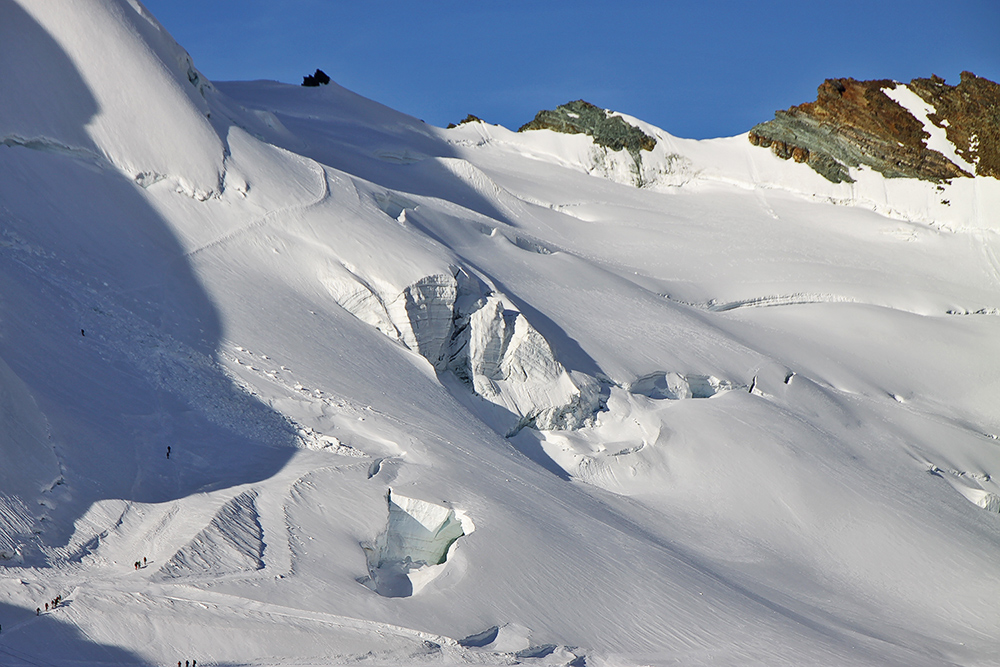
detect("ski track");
top-left (978, 229), bottom-right (1000, 290)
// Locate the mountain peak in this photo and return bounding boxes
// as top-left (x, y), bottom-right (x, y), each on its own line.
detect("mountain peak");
top-left (518, 100), bottom-right (657, 155)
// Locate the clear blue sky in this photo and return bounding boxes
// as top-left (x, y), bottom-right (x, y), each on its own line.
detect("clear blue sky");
top-left (142, 0), bottom-right (999, 139)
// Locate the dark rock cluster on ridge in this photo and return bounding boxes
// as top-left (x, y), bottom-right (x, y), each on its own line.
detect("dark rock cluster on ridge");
top-left (749, 72), bottom-right (1000, 183)
top-left (517, 100), bottom-right (658, 185)
top-left (446, 114), bottom-right (485, 129)
top-left (302, 69), bottom-right (331, 87)
top-left (518, 100), bottom-right (657, 156)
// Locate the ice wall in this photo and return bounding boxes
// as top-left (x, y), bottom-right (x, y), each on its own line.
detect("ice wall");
top-left (360, 490), bottom-right (473, 597)
top-left (327, 267), bottom-right (601, 434)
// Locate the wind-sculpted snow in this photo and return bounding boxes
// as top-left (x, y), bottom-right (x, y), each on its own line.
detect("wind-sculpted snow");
top-left (928, 464), bottom-right (1000, 514)
top-left (0, 495), bottom-right (38, 564)
top-left (0, 353), bottom-right (61, 563)
top-left (157, 490), bottom-right (264, 579)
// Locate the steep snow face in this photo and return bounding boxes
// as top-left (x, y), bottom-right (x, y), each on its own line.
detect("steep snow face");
top-left (156, 490), bottom-right (264, 579)
top-left (1, 0), bottom-right (224, 196)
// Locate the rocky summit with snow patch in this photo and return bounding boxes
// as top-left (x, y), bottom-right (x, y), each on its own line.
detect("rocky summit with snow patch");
top-left (748, 72), bottom-right (1000, 183)
top-left (518, 100), bottom-right (658, 186)
top-left (2, 1), bottom-right (1000, 666)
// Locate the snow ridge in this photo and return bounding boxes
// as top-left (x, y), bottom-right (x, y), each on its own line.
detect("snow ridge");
top-left (157, 490), bottom-right (264, 579)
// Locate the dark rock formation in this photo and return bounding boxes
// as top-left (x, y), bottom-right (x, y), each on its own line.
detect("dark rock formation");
top-left (519, 100), bottom-right (657, 184)
top-left (302, 69), bottom-right (331, 87)
top-left (446, 114), bottom-right (485, 129)
top-left (749, 73), bottom-right (999, 183)
top-left (519, 100), bottom-right (656, 154)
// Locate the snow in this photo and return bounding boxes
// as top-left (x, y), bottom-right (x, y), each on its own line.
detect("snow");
top-left (2, 1), bottom-right (1000, 665)
top-left (2, 0), bottom-right (225, 197)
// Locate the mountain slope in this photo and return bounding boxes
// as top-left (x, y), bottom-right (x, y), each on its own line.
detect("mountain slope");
top-left (1, 2), bottom-right (999, 666)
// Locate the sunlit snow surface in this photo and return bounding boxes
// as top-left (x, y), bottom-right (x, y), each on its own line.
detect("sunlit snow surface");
top-left (1, 1), bottom-right (1000, 666)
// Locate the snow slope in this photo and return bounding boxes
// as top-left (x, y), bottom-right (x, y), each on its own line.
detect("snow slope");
top-left (1, 1), bottom-right (1000, 666)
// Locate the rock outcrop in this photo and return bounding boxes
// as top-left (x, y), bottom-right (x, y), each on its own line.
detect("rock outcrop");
top-left (301, 69), bottom-right (330, 87)
top-left (749, 72), bottom-right (1000, 183)
top-left (519, 100), bottom-right (657, 184)
top-left (908, 73), bottom-right (1000, 179)
top-left (446, 114), bottom-right (485, 129)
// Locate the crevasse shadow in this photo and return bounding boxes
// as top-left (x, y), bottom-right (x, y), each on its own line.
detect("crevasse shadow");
top-left (0, 3), bottom-right (296, 557)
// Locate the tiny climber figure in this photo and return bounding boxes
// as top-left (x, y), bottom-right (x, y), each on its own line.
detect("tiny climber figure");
top-left (44, 602), bottom-right (48, 612)
top-left (143, 556), bottom-right (147, 566)
top-left (36, 607), bottom-right (40, 615)
top-left (166, 445), bottom-right (171, 459)
top-left (81, 329), bottom-right (85, 337)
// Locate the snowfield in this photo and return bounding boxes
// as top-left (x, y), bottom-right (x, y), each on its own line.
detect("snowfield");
top-left (1, 1), bottom-right (1000, 666)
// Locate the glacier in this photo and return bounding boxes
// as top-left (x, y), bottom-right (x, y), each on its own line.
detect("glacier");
top-left (0, 1), bottom-right (999, 666)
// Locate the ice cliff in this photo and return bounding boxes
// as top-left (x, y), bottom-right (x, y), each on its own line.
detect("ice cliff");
top-left (327, 266), bottom-right (600, 434)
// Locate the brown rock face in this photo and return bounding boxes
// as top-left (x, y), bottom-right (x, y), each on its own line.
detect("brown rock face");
top-left (748, 73), bottom-right (999, 183)
top-left (909, 72), bottom-right (1000, 179)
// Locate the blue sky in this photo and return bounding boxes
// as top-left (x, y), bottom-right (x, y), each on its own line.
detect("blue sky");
top-left (142, 0), bottom-right (999, 139)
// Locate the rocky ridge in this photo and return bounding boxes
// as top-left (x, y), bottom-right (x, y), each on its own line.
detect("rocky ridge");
top-left (518, 100), bottom-right (657, 184)
top-left (749, 72), bottom-right (1000, 183)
